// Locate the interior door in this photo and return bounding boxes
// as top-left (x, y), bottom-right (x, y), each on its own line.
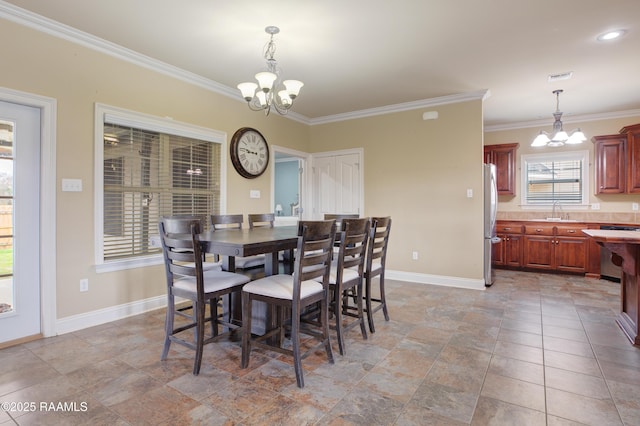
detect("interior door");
top-left (0, 101), bottom-right (41, 344)
top-left (312, 151), bottom-right (362, 219)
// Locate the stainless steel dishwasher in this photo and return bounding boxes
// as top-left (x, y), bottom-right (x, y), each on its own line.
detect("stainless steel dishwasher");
top-left (599, 225), bottom-right (640, 281)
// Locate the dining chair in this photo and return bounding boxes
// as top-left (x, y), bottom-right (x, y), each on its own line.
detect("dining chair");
top-left (248, 213), bottom-right (275, 229)
top-left (210, 214), bottom-right (265, 270)
top-left (159, 217), bottom-right (250, 375)
top-left (364, 216), bottom-right (392, 333)
top-left (328, 217), bottom-right (370, 355)
top-left (241, 220), bottom-right (337, 388)
top-left (162, 215), bottom-right (221, 272)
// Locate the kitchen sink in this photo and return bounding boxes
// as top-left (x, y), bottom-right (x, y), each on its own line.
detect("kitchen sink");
top-left (545, 218), bottom-right (578, 222)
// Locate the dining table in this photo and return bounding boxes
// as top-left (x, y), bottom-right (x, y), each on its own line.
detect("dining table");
top-left (196, 225), bottom-right (298, 275)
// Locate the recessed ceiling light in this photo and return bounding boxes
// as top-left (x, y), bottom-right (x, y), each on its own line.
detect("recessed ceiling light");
top-left (597, 30), bottom-right (626, 41)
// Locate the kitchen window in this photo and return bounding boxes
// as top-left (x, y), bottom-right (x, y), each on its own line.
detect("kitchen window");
top-left (94, 104), bottom-right (226, 272)
top-left (520, 150), bottom-right (589, 207)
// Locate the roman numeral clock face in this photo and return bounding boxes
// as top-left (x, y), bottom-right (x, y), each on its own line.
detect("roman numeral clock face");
top-left (230, 127), bottom-right (269, 179)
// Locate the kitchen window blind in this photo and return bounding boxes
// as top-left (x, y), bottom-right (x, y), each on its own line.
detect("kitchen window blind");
top-left (101, 121), bottom-right (221, 262)
top-left (521, 151), bottom-right (589, 206)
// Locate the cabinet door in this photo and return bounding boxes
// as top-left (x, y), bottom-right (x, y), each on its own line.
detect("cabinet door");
top-left (504, 234), bottom-right (522, 267)
top-left (593, 134), bottom-right (626, 194)
top-left (555, 237), bottom-right (587, 273)
top-left (492, 234), bottom-right (505, 266)
top-left (623, 124), bottom-right (640, 193)
top-left (523, 235), bottom-right (554, 270)
top-left (484, 143), bottom-right (518, 196)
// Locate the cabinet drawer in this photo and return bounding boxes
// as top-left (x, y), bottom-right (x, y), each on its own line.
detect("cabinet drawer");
top-left (555, 226), bottom-right (586, 237)
top-left (524, 225), bottom-right (555, 236)
top-left (496, 223), bottom-right (523, 234)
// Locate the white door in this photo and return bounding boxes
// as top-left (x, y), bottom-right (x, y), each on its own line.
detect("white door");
top-left (0, 101), bottom-right (41, 344)
top-left (312, 151), bottom-right (362, 219)
top-left (335, 153), bottom-right (360, 214)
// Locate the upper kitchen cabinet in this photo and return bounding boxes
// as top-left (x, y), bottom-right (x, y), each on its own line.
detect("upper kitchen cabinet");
top-left (592, 134), bottom-right (626, 194)
top-left (592, 123), bottom-right (640, 194)
top-left (484, 143), bottom-right (519, 195)
top-left (622, 124), bottom-right (640, 193)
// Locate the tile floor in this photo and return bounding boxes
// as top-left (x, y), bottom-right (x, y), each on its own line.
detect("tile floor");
top-left (2, 270), bottom-right (640, 425)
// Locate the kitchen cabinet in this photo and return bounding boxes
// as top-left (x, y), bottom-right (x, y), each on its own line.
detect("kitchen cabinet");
top-left (484, 143), bottom-right (518, 196)
top-left (592, 134), bottom-right (626, 194)
top-left (496, 221), bottom-right (592, 275)
top-left (622, 123), bottom-right (640, 193)
top-left (493, 222), bottom-right (523, 267)
top-left (592, 123), bottom-right (640, 194)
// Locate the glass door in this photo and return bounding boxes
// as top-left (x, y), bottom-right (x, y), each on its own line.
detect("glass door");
top-left (0, 101), bottom-right (40, 344)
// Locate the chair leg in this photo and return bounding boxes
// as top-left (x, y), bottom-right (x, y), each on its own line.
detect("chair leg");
top-left (193, 301), bottom-right (206, 375)
top-left (161, 294), bottom-right (175, 360)
top-left (210, 298), bottom-right (218, 337)
top-left (291, 307), bottom-right (304, 388)
top-left (365, 275), bottom-right (376, 333)
top-left (334, 286), bottom-right (346, 355)
top-left (380, 273), bottom-right (389, 321)
top-left (241, 292), bottom-right (252, 369)
top-left (355, 281), bottom-right (368, 340)
top-left (321, 297), bottom-right (335, 366)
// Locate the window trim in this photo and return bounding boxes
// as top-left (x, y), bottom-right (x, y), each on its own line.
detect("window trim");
top-left (520, 150), bottom-right (590, 209)
top-left (94, 103), bottom-right (227, 272)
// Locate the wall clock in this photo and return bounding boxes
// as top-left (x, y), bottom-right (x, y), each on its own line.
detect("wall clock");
top-left (230, 127), bottom-right (269, 179)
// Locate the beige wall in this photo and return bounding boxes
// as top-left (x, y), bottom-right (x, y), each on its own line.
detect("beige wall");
top-left (309, 101), bottom-right (485, 279)
top-left (485, 115), bottom-right (640, 221)
top-left (2, 19), bottom-right (308, 318)
top-left (1, 17), bottom-right (483, 323)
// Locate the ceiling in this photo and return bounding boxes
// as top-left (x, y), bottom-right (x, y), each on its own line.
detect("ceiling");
top-left (2, 0), bottom-right (640, 128)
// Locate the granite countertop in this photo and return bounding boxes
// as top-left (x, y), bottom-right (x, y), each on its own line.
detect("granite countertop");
top-left (582, 229), bottom-right (640, 243)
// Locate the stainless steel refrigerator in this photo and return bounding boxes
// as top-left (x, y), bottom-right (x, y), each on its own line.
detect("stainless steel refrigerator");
top-left (484, 163), bottom-right (500, 286)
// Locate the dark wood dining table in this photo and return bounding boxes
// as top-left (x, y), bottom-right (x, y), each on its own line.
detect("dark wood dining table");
top-left (197, 225), bottom-right (298, 275)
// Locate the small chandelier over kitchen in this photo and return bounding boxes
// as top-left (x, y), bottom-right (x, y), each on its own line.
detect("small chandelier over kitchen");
top-left (237, 26), bottom-right (303, 116)
top-left (531, 89), bottom-right (586, 147)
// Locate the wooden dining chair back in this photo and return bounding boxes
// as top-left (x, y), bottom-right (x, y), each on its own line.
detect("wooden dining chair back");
top-left (241, 220), bottom-right (337, 388)
top-left (328, 217), bottom-right (370, 355)
top-left (159, 217), bottom-right (250, 375)
top-left (160, 215), bottom-right (221, 271)
top-left (248, 213), bottom-right (275, 229)
top-left (210, 214), bottom-right (244, 230)
top-left (210, 214), bottom-right (266, 270)
top-left (364, 216), bottom-right (392, 333)
top-left (324, 214), bottom-right (359, 231)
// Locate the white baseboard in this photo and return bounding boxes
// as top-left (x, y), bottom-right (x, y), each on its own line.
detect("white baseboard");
top-left (56, 295), bottom-right (167, 335)
top-left (386, 270), bottom-right (486, 291)
top-left (55, 271), bottom-right (483, 335)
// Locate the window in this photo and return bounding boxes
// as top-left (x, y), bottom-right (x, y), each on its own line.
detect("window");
top-left (95, 104), bottom-right (226, 271)
top-left (521, 151), bottom-right (589, 207)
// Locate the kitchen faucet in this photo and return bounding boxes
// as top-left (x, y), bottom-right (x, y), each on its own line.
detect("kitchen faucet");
top-left (552, 201), bottom-right (564, 220)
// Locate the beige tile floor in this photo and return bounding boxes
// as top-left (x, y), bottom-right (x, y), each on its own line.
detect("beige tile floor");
top-left (2, 269), bottom-right (640, 425)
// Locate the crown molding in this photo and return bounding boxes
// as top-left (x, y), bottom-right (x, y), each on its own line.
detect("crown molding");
top-left (485, 108), bottom-right (640, 132)
top-left (309, 90), bottom-right (490, 125)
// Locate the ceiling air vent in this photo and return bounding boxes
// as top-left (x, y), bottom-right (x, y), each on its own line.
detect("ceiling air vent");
top-left (548, 72), bottom-right (573, 82)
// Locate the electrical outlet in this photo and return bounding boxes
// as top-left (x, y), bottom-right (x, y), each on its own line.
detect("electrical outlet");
top-left (633, 203), bottom-right (639, 211)
top-left (591, 203), bottom-right (601, 210)
top-left (466, 189), bottom-right (473, 198)
top-left (80, 279), bottom-right (88, 292)
top-left (412, 251), bottom-right (419, 260)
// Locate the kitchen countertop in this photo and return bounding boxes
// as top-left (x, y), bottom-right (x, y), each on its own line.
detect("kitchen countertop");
top-left (582, 229), bottom-right (640, 244)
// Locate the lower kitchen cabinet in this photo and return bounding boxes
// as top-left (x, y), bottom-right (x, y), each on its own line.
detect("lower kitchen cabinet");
top-left (496, 221), bottom-right (592, 275)
top-left (493, 222), bottom-right (523, 267)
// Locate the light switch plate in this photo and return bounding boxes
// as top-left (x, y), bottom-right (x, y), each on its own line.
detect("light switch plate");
top-left (62, 178), bottom-right (82, 192)
top-left (249, 190), bottom-right (261, 199)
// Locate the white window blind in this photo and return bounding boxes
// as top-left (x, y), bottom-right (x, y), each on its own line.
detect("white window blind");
top-left (521, 151), bottom-right (589, 206)
top-left (102, 123), bottom-right (221, 261)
